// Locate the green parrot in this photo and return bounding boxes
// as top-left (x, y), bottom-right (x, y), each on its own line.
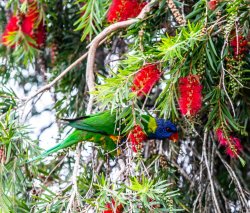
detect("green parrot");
top-left (28, 110), bottom-right (178, 162)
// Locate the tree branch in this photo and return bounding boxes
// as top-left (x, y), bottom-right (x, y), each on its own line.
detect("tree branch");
top-left (216, 150), bottom-right (249, 209)
top-left (23, 52), bottom-right (88, 103)
top-left (66, 143), bottom-right (83, 213)
top-left (202, 129), bottom-right (221, 213)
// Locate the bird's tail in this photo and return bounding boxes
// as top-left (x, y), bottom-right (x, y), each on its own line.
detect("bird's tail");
top-left (27, 130), bottom-right (83, 163)
top-left (27, 143), bottom-right (64, 163)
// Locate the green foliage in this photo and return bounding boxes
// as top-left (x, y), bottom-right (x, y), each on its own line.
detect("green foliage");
top-left (0, 108), bottom-right (40, 212)
top-left (94, 65), bottom-right (136, 110)
top-left (74, 0), bottom-right (110, 41)
top-left (91, 173), bottom-right (180, 212)
top-left (158, 21), bottom-right (205, 62)
top-left (2, 32), bottom-right (39, 65)
top-left (156, 77), bottom-right (179, 119)
top-left (0, 88), bottom-right (17, 114)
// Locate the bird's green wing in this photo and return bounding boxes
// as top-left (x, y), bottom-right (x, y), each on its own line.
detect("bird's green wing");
top-left (67, 111), bottom-right (118, 135)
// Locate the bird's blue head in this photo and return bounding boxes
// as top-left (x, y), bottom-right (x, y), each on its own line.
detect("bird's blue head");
top-left (148, 119), bottom-right (178, 141)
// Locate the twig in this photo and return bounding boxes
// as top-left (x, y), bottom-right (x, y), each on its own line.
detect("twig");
top-left (219, 35), bottom-right (236, 117)
top-left (83, 151), bottom-right (103, 199)
top-left (22, 37), bottom-right (111, 104)
top-left (224, 68), bottom-right (244, 88)
top-left (44, 154), bottom-right (68, 183)
top-left (203, 129), bottom-right (221, 213)
top-left (193, 158), bottom-right (204, 212)
top-left (216, 151), bottom-right (249, 209)
top-left (144, 140), bottom-right (150, 159)
top-left (65, 143), bottom-right (83, 213)
top-left (170, 160), bottom-right (195, 186)
top-left (24, 52), bottom-right (88, 102)
top-left (140, 158), bottom-right (150, 177)
top-left (96, 159), bottom-right (104, 173)
top-left (64, 30), bottom-right (112, 210)
top-left (113, 159), bottom-right (126, 182)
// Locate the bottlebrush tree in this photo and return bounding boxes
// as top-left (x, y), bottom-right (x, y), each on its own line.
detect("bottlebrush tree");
top-left (0, 0), bottom-right (249, 212)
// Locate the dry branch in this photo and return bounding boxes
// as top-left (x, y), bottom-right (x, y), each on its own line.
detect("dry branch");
top-left (203, 129), bottom-right (221, 213)
top-left (24, 52), bottom-right (88, 102)
top-left (216, 151), bottom-right (249, 210)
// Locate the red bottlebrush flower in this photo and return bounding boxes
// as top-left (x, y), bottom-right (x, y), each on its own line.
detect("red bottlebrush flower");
top-left (232, 136), bottom-right (243, 151)
top-left (230, 36), bottom-right (247, 47)
top-left (1, 16), bottom-right (19, 47)
top-left (0, 146), bottom-right (6, 164)
top-left (225, 146), bottom-right (236, 158)
top-left (22, 13), bottom-right (37, 37)
top-left (107, 0), bottom-right (146, 23)
top-left (34, 22), bottom-right (46, 47)
top-left (131, 64), bottom-right (161, 97)
top-left (26, 4), bottom-right (40, 22)
top-left (103, 199), bottom-right (123, 213)
top-left (178, 74), bottom-right (202, 117)
top-left (3, 16), bottom-right (19, 32)
top-left (230, 35), bottom-right (248, 59)
top-left (128, 125), bottom-right (147, 152)
top-left (216, 128), bottom-right (228, 146)
top-left (228, 136), bottom-right (243, 157)
top-left (23, 4), bottom-right (46, 48)
top-left (208, 0), bottom-right (218, 10)
top-left (216, 128), bottom-right (243, 158)
top-left (1, 2), bottom-right (46, 49)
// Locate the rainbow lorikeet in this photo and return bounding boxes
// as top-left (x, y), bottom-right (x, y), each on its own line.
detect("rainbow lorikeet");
top-left (29, 110), bottom-right (178, 162)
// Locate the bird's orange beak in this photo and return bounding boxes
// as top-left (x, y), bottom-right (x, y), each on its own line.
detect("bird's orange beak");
top-left (169, 132), bottom-right (178, 142)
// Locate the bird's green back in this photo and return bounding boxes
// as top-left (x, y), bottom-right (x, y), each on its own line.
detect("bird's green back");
top-left (67, 111), bottom-right (119, 135)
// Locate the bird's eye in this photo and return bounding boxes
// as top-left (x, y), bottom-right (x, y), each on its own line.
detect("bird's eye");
top-left (166, 127), bottom-right (171, 132)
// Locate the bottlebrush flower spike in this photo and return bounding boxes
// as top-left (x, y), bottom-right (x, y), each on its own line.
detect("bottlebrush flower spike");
top-left (178, 74), bottom-right (202, 117)
top-left (208, 0), bottom-right (218, 10)
top-left (216, 128), bottom-right (228, 146)
top-left (103, 199), bottom-right (123, 213)
top-left (226, 136), bottom-right (243, 158)
top-left (1, 16), bottom-right (19, 47)
top-left (128, 125), bottom-right (147, 152)
top-left (131, 64), bottom-right (161, 97)
top-left (216, 128), bottom-right (243, 158)
top-left (22, 3), bottom-right (46, 48)
top-left (230, 35), bottom-right (248, 59)
top-left (107, 0), bottom-right (146, 23)
top-left (0, 146), bottom-right (6, 164)
top-left (1, 2), bottom-right (46, 49)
